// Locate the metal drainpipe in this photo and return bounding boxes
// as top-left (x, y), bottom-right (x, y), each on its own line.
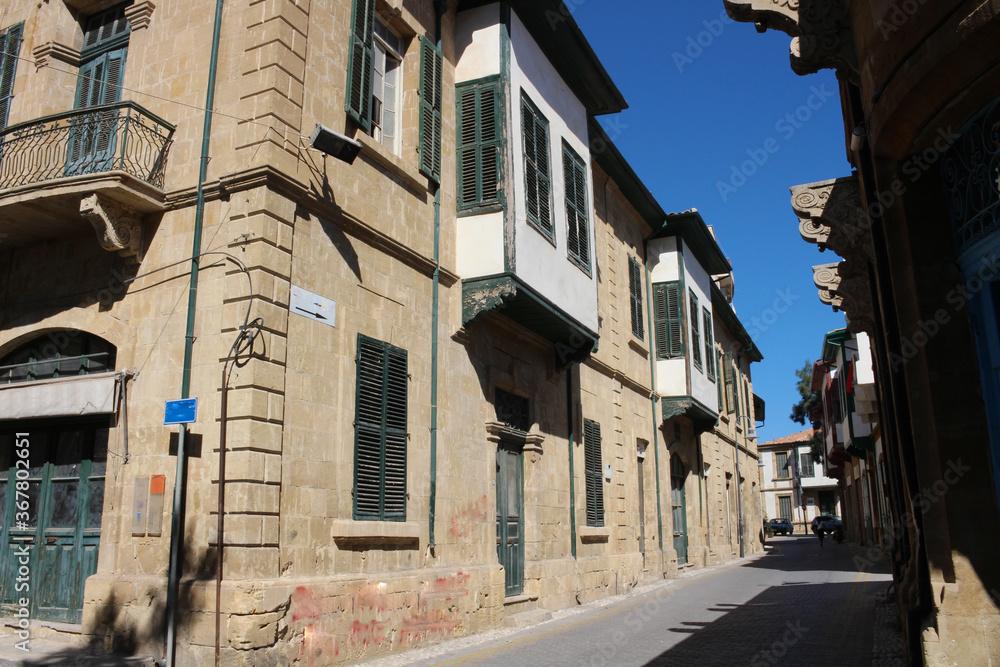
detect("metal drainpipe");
top-left (166, 0), bottom-right (224, 664)
top-left (642, 237), bottom-right (665, 554)
top-left (428, 0), bottom-right (445, 552)
top-left (567, 365), bottom-right (577, 559)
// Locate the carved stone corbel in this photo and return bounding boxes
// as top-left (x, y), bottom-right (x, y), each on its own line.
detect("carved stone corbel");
top-left (723, 0), bottom-right (858, 80)
top-left (124, 1), bottom-right (156, 31)
top-left (32, 42), bottom-right (81, 69)
top-left (812, 261), bottom-right (874, 336)
top-left (812, 263), bottom-right (843, 310)
top-left (80, 193), bottom-right (145, 263)
top-left (792, 176), bottom-right (873, 263)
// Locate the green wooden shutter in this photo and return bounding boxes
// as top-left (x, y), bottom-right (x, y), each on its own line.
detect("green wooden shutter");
top-left (419, 36), bottom-right (443, 182)
top-left (522, 96), bottom-right (552, 236)
top-left (703, 308), bottom-right (715, 381)
top-left (653, 283), bottom-right (684, 360)
top-left (456, 78), bottom-right (500, 210)
top-left (564, 142), bottom-right (589, 270)
top-left (353, 335), bottom-right (408, 521)
top-left (346, 0), bottom-right (376, 130)
top-left (584, 419), bottom-right (604, 527)
top-left (0, 23), bottom-right (23, 130)
top-left (689, 291), bottom-right (701, 370)
top-left (383, 345), bottom-right (408, 519)
top-left (628, 256), bottom-right (644, 339)
top-left (725, 353), bottom-right (736, 414)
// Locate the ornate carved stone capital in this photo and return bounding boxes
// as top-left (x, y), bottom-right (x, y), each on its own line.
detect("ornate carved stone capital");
top-left (80, 193), bottom-right (145, 262)
top-left (812, 261), bottom-right (874, 336)
top-left (123, 1), bottom-right (156, 30)
top-left (792, 175), bottom-right (873, 263)
top-left (724, 0), bottom-right (858, 79)
top-left (32, 42), bottom-right (81, 69)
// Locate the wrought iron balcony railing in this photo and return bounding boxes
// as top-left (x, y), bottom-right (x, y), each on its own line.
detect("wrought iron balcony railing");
top-left (0, 101), bottom-right (174, 191)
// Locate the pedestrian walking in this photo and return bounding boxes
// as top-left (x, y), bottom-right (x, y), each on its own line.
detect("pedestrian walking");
top-left (811, 517), bottom-right (825, 547)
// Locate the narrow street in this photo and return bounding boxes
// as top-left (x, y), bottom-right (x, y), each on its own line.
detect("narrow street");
top-left (364, 536), bottom-right (904, 667)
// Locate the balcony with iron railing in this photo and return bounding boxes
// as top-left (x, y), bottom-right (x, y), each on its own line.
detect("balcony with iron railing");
top-left (0, 101), bottom-right (174, 259)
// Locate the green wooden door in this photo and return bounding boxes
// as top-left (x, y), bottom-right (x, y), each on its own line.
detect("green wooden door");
top-left (671, 456), bottom-right (688, 565)
top-left (496, 440), bottom-right (524, 597)
top-left (0, 425), bottom-right (107, 623)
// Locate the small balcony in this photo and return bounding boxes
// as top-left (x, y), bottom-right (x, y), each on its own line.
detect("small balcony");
top-left (0, 102), bottom-right (174, 260)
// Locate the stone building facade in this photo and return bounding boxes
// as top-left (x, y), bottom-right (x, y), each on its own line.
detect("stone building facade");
top-left (0, 1), bottom-right (762, 663)
top-left (725, 0), bottom-right (1000, 663)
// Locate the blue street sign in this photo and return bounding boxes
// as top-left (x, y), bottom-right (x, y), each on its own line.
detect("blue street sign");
top-left (164, 398), bottom-right (198, 425)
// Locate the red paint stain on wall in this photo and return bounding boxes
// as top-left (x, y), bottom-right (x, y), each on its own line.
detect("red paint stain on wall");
top-left (291, 586), bottom-right (322, 622)
top-left (449, 495), bottom-right (490, 539)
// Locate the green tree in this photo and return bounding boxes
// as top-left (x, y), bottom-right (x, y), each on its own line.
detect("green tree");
top-left (790, 360), bottom-right (818, 425)
top-left (790, 360), bottom-right (824, 462)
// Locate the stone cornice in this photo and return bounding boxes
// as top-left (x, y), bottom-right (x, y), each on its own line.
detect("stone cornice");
top-left (164, 165), bottom-right (459, 288)
top-left (723, 0), bottom-right (858, 80)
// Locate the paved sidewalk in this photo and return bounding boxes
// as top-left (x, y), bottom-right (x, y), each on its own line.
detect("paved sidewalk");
top-left (0, 632), bottom-right (154, 666)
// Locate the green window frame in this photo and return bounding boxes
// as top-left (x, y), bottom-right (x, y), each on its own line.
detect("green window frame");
top-left (521, 92), bottom-right (552, 239)
top-left (0, 22), bottom-right (23, 130)
top-left (653, 282), bottom-right (684, 360)
top-left (703, 307), bottom-right (715, 382)
top-left (353, 334), bottom-right (408, 521)
top-left (563, 140), bottom-right (590, 272)
top-left (689, 291), bottom-right (702, 371)
top-left (418, 36), bottom-right (443, 182)
top-left (345, 0), bottom-right (376, 131)
top-left (584, 418), bottom-right (604, 527)
top-left (456, 76), bottom-right (501, 211)
top-left (628, 256), bottom-right (644, 340)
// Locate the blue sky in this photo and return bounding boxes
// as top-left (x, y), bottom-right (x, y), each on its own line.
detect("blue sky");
top-left (571, 3), bottom-right (849, 440)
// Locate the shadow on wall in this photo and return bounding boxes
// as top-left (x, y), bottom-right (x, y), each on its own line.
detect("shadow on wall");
top-left (22, 536), bottom-right (217, 665)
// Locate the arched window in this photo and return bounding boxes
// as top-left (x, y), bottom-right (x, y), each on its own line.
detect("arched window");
top-left (0, 332), bottom-right (116, 384)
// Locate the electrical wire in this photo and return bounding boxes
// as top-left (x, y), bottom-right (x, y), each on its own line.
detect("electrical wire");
top-left (7, 52), bottom-right (315, 144)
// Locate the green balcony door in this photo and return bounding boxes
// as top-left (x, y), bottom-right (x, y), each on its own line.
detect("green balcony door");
top-left (0, 425), bottom-right (107, 623)
top-left (66, 4), bottom-right (130, 176)
top-left (496, 439), bottom-right (524, 597)
top-left (671, 456), bottom-right (688, 565)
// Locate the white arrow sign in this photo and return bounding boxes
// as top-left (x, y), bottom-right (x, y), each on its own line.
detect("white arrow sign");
top-left (290, 285), bottom-right (336, 328)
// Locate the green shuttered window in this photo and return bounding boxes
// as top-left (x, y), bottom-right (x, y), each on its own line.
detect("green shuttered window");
top-left (0, 23), bottom-right (23, 130)
top-left (522, 93), bottom-right (552, 238)
top-left (703, 307), bottom-right (715, 382)
top-left (456, 77), bottom-right (500, 210)
top-left (563, 141), bottom-right (590, 272)
top-left (346, 0), bottom-right (376, 131)
top-left (584, 419), bottom-right (604, 527)
top-left (689, 290), bottom-right (702, 371)
top-left (419, 36), bottom-right (443, 182)
top-left (354, 335), bottom-right (408, 521)
top-left (628, 256), bottom-right (644, 340)
top-left (653, 282), bottom-right (684, 360)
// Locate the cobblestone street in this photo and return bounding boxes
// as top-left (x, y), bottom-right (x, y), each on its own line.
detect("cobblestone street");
top-left (363, 536), bottom-right (906, 667)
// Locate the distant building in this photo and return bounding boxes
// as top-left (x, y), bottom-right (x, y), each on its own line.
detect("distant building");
top-left (760, 428), bottom-right (840, 535)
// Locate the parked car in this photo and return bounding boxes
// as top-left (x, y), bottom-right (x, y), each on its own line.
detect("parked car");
top-left (811, 515), bottom-right (843, 535)
top-left (768, 518), bottom-right (793, 535)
